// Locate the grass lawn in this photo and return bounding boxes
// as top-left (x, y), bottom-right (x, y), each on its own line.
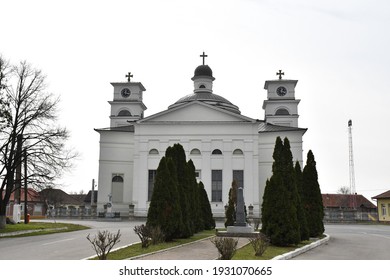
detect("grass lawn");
top-left (90, 228), bottom-right (314, 260)
top-left (90, 230), bottom-right (216, 260)
top-left (0, 221), bottom-right (89, 237)
top-left (233, 240), bottom-right (312, 260)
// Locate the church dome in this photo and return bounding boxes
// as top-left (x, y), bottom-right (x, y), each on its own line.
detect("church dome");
top-left (168, 61), bottom-right (240, 114)
top-left (169, 91), bottom-right (241, 114)
top-left (194, 65), bottom-right (213, 78)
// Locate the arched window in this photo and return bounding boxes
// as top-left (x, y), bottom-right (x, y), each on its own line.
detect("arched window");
top-left (112, 175), bottom-right (124, 182)
top-left (275, 108), bottom-right (290, 116)
top-left (190, 148), bottom-right (201, 155)
top-left (118, 110), bottom-right (131, 116)
top-left (199, 84), bottom-right (206, 88)
top-left (233, 149), bottom-right (244, 155)
top-left (111, 175), bottom-right (124, 203)
top-left (212, 149), bottom-right (223, 155)
top-left (149, 149), bottom-right (159, 155)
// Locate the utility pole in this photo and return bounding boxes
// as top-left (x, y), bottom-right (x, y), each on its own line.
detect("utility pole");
top-left (91, 179), bottom-right (95, 207)
top-left (348, 120), bottom-right (357, 209)
top-left (24, 149), bottom-right (28, 223)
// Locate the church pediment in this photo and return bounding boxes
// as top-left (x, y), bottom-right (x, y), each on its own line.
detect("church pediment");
top-left (138, 101), bottom-right (255, 123)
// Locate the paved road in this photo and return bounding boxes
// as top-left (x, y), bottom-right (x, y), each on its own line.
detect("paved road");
top-left (0, 219), bottom-right (145, 260)
top-left (1, 221), bottom-right (389, 260)
top-left (293, 224), bottom-right (390, 260)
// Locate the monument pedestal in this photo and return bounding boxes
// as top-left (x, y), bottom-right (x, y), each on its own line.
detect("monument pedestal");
top-left (217, 186), bottom-right (259, 237)
top-left (227, 225), bottom-right (254, 234)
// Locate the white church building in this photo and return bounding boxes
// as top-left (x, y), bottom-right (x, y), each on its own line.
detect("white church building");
top-left (95, 55), bottom-right (307, 218)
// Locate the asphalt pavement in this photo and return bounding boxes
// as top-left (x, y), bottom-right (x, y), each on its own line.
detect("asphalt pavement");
top-left (293, 224), bottom-right (390, 260)
top-left (0, 219), bottom-right (145, 260)
top-left (1, 220), bottom-right (389, 260)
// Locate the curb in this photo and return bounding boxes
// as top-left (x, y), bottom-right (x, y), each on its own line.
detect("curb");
top-left (0, 227), bottom-right (68, 237)
top-left (272, 234), bottom-right (330, 260)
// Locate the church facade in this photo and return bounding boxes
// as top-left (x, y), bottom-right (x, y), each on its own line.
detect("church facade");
top-left (95, 56), bottom-right (307, 218)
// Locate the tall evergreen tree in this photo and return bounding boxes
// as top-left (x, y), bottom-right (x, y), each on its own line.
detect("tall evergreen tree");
top-left (224, 180), bottom-right (237, 227)
top-left (165, 144), bottom-right (192, 238)
top-left (302, 150), bottom-right (324, 237)
top-left (198, 181), bottom-right (215, 230)
top-left (280, 138), bottom-right (301, 243)
top-left (261, 137), bottom-right (284, 236)
top-left (187, 159), bottom-right (203, 232)
top-left (146, 157), bottom-right (183, 241)
top-left (295, 161), bottom-right (310, 241)
top-left (260, 178), bottom-right (271, 234)
top-left (261, 137), bottom-right (300, 246)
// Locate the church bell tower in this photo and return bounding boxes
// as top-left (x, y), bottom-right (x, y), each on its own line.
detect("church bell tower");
top-left (262, 70), bottom-right (300, 127)
top-left (109, 72), bottom-right (147, 127)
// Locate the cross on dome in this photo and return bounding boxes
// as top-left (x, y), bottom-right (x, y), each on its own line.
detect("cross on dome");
top-left (125, 72), bottom-right (133, 82)
top-left (200, 51), bottom-right (208, 65)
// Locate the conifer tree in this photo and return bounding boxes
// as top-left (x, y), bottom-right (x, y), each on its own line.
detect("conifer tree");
top-left (224, 180), bottom-right (237, 227)
top-left (187, 159), bottom-right (203, 232)
top-left (198, 181), bottom-right (215, 230)
top-left (261, 137), bottom-right (300, 246)
top-left (146, 157), bottom-right (183, 241)
top-left (165, 144), bottom-right (192, 238)
top-left (260, 178), bottom-right (271, 234)
top-left (280, 138), bottom-right (301, 243)
top-left (294, 161), bottom-right (310, 241)
top-left (302, 150), bottom-right (324, 237)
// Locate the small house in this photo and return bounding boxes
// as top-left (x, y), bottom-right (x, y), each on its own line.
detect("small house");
top-left (372, 190), bottom-right (390, 222)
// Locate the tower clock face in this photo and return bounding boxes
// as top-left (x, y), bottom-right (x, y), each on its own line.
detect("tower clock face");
top-left (121, 88), bottom-right (131, 98)
top-left (276, 86), bottom-right (287, 96)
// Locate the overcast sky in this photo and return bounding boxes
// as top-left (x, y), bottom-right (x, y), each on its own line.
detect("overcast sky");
top-left (2, 0), bottom-right (390, 202)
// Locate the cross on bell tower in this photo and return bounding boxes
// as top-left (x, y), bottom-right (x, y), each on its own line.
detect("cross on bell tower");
top-left (125, 72), bottom-right (133, 82)
top-left (276, 70), bottom-right (284, 80)
top-left (200, 51), bottom-right (208, 65)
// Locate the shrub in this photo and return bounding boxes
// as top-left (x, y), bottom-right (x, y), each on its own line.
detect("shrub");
top-left (211, 237), bottom-right (239, 260)
top-left (249, 233), bottom-right (270, 256)
top-left (86, 230), bottom-right (121, 260)
top-left (133, 224), bottom-right (151, 248)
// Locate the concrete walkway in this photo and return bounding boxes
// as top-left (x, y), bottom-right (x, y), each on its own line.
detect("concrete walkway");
top-left (131, 237), bottom-right (250, 260)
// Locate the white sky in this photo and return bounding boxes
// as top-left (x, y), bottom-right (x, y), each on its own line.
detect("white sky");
top-left (2, 0), bottom-right (390, 202)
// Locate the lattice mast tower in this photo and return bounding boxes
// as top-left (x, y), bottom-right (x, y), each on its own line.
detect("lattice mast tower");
top-left (348, 120), bottom-right (357, 209)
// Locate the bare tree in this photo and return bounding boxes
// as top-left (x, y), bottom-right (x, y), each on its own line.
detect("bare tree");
top-left (0, 56), bottom-right (77, 229)
top-left (337, 186), bottom-right (351, 194)
top-left (0, 56), bottom-right (11, 131)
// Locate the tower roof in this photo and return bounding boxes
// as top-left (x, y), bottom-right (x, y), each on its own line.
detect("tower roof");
top-left (193, 64), bottom-right (213, 78)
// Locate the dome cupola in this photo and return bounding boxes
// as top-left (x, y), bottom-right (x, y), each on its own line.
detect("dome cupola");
top-left (192, 52), bottom-right (215, 93)
top-left (193, 64), bottom-right (214, 78)
top-left (168, 52), bottom-right (240, 115)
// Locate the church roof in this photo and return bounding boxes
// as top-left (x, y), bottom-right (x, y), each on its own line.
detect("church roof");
top-left (94, 125), bottom-right (135, 132)
top-left (168, 62), bottom-right (239, 114)
top-left (169, 92), bottom-right (241, 114)
top-left (257, 122), bottom-right (307, 133)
